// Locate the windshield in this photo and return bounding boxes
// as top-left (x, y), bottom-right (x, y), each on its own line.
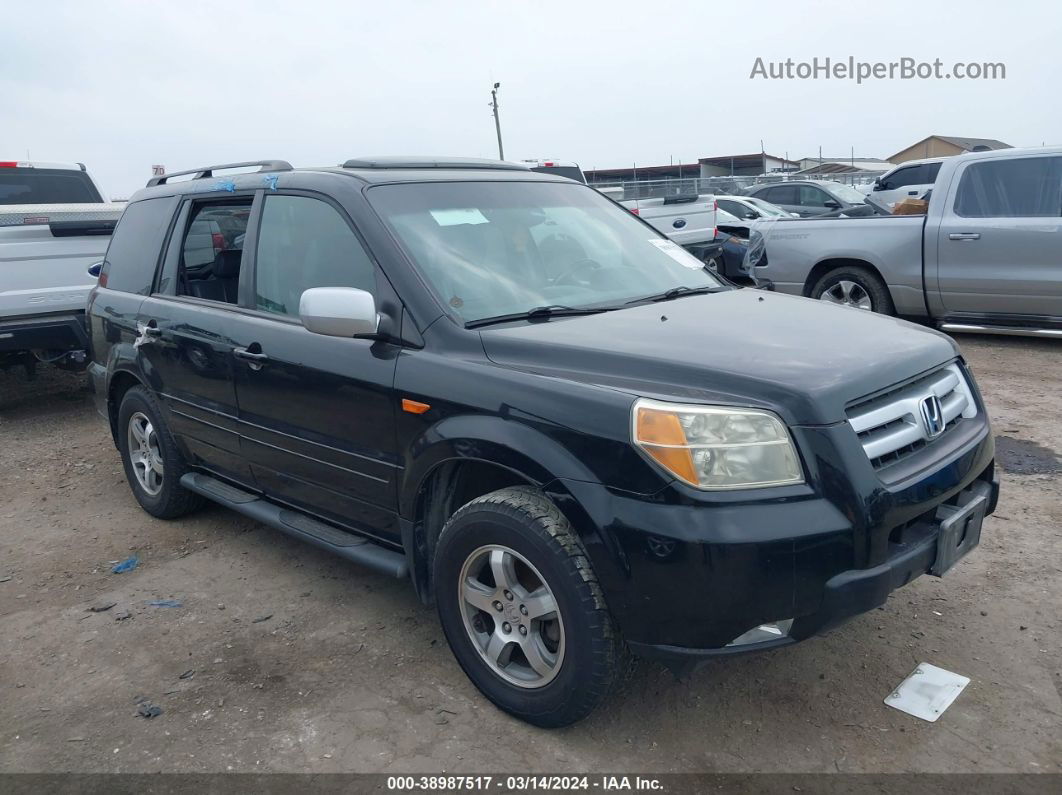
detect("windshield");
top-left (827, 183), bottom-right (869, 204)
top-left (744, 197), bottom-right (789, 217)
top-left (368, 181), bottom-right (723, 323)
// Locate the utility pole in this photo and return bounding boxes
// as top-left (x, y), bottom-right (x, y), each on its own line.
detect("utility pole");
top-left (490, 83), bottom-right (504, 160)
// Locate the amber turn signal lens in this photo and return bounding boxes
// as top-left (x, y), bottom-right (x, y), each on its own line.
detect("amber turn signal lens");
top-left (401, 398), bottom-right (431, 414)
top-left (635, 406), bottom-right (698, 485)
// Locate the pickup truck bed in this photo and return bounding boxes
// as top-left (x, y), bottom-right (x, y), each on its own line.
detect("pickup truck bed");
top-left (1, 203), bottom-right (121, 369)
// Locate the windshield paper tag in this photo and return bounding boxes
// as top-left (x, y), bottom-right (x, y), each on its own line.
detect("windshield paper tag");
top-left (430, 208), bottom-right (489, 226)
top-left (648, 238), bottom-right (705, 269)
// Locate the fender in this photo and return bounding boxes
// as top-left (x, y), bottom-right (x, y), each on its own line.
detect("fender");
top-left (398, 413), bottom-right (601, 519)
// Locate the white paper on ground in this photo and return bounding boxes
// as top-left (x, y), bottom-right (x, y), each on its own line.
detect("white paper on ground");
top-left (885, 662), bottom-right (970, 722)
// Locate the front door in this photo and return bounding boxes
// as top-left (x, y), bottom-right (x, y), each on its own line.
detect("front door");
top-left (228, 192), bottom-right (401, 543)
top-left (934, 153), bottom-right (1062, 320)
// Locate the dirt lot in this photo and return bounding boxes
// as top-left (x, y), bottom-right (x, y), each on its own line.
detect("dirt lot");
top-left (1, 335), bottom-right (1059, 775)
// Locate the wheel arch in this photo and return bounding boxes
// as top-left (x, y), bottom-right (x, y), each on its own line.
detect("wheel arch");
top-left (399, 417), bottom-right (605, 605)
top-left (105, 368), bottom-right (147, 447)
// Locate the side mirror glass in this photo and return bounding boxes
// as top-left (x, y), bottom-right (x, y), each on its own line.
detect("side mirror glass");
top-left (299, 287), bottom-right (379, 338)
top-left (88, 261), bottom-right (103, 278)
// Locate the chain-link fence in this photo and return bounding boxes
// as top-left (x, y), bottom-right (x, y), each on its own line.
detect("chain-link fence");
top-left (589, 172), bottom-right (877, 201)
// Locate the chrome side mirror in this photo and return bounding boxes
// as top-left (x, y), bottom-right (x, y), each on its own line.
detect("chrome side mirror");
top-left (299, 287), bottom-right (379, 338)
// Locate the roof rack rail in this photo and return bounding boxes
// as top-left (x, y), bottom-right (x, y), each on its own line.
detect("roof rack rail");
top-left (341, 156), bottom-right (529, 171)
top-left (146, 160), bottom-right (293, 188)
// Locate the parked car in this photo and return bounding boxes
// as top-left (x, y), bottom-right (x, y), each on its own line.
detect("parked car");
top-left (867, 157), bottom-right (945, 210)
top-left (752, 147), bottom-right (1062, 336)
top-left (743, 180), bottom-right (869, 217)
top-left (619, 193), bottom-right (716, 246)
top-left (88, 156), bottom-right (997, 727)
top-left (715, 195), bottom-right (796, 232)
top-left (0, 160), bottom-right (122, 375)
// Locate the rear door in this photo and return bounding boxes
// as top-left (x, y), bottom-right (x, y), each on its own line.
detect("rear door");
top-left (934, 153), bottom-right (1062, 320)
top-left (228, 190), bottom-right (401, 543)
top-left (135, 192), bottom-right (258, 483)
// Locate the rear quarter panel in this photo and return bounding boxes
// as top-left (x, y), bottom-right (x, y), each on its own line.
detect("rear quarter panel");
top-left (758, 215), bottom-right (928, 316)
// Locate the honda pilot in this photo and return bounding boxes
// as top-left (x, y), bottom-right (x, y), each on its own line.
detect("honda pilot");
top-left (87, 157), bottom-right (997, 727)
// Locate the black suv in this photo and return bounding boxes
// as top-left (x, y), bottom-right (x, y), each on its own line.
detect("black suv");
top-left (88, 157), bottom-right (998, 727)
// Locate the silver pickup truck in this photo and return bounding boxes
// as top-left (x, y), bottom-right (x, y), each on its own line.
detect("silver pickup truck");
top-left (1, 161), bottom-right (122, 374)
top-left (751, 146), bottom-right (1062, 338)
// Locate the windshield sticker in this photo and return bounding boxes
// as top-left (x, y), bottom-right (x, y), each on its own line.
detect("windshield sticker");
top-left (648, 238), bottom-right (705, 269)
top-left (430, 208), bottom-right (489, 226)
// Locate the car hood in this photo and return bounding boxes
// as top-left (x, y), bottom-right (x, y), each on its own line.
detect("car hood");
top-left (479, 289), bottom-right (958, 425)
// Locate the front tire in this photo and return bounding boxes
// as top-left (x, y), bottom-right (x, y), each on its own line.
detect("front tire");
top-left (434, 487), bottom-right (622, 727)
top-left (117, 386), bottom-right (204, 519)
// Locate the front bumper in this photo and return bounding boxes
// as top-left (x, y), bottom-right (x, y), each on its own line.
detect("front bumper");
top-left (626, 477), bottom-right (997, 665)
top-left (554, 412), bottom-right (996, 663)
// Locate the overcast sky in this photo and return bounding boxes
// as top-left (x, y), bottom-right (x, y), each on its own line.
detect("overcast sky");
top-left (3, 0), bottom-right (1058, 198)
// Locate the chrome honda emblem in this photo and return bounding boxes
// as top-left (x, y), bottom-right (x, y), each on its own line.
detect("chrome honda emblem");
top-left (920, 395), bottom-right (945, 438)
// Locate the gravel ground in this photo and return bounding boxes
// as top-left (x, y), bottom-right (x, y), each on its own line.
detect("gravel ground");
top-left (0, 335), bottom-right (1059, 774)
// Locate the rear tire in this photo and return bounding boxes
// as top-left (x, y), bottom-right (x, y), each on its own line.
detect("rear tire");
top-left (434, 486), bottom-right (622, 727)
top-left (117, 386), bottom-right (204, 519)
top-left (811, 266), bottom-right (894, 315)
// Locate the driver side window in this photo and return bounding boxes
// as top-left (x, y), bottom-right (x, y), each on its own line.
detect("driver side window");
top-left (254, 196), bottom-right (377, 318)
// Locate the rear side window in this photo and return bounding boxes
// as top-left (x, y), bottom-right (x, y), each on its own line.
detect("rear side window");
top-left (100, 197), bottom-right (178, 294)
top-left (765, 185), bottom-right (797, 204)
top-left (253, 195), bottom-right (377, 317)
top-left (925, 162), bottom-right (942, 182)
top-left (954, 157), bottom-right (1062, 217)
top-left (0, 168), bottom-right (103, 205)
top-left (175, 200), bottom-right (252, 305)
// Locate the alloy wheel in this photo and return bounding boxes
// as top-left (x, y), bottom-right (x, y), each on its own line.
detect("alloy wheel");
top-left (820, 279), bottom-right (873, 310)
top-left (127, 411), bottom-right (164, 496)
top-left (458, 544), bottom-right (565, 689)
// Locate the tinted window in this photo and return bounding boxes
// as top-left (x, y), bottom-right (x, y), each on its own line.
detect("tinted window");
top-left (765, 185), bottom-right (797, 204)
top-left (925, 162), bottom-right (942, 182)
top-left (882, 165), bottom-right (921, 189)
top-left (100, 197), bottom-right (177, 294)
top-left (0, 168), bottom-right (103, 205)
top-left (254, 196), bottom-right (377, 317)
top-left (175, 200), bottom-right (252, 304)
top-left (717, 199), bottom-right (750, 218)
top-left (798, 186), bottom-right (831, 207)
top-left (528, 166), bottom-right (586, 183)
top-left (954, 157), bottom-right (1062, 218)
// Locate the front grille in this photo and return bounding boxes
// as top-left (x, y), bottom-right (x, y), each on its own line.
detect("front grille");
top-left (847, 363), bottom-right (978, 471)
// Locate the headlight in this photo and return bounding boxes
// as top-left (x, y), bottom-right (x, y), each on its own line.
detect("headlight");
top-left (632, 399), bottom-right (804, 490)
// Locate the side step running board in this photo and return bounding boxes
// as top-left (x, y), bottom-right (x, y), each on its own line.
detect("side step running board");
top-left (939, 323), bottom-right (1062, 339)
top-left (180, 472), bottom-right (408, 579)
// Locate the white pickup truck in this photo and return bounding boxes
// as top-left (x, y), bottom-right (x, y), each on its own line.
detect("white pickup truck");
top-left (750, 146), bottom-right (1062, 337)
top-left (1, 161), bottom-right (123, 374)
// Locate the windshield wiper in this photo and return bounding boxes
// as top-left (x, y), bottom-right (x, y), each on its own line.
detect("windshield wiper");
top-left (625, 285), bottom-right (724, 305)
top-left (465, 304), bottom-right (614, 329)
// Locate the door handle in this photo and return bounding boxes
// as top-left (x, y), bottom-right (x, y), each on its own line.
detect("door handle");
top-left (233, 346), bottom-right (269, 369)
top-left (949, 232), bottom-right (981, 241)
top-left (134, 320), bottom-right (161, 349)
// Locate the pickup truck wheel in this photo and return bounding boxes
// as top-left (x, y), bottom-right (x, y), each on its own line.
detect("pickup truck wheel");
top-left (117, 386), bottom-right (204, 519)
top-left (434, 486), bottom-right (622, 727)
top-left (812, 267), bottom-right (894, 314)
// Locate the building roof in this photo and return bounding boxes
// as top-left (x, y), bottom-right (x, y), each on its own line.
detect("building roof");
top-left (887, 135), bottom-right (1012, 161)
top-left (698, 153), bottom-right (800, 168)
top-left (583, 163), bottom-right (700, 180)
